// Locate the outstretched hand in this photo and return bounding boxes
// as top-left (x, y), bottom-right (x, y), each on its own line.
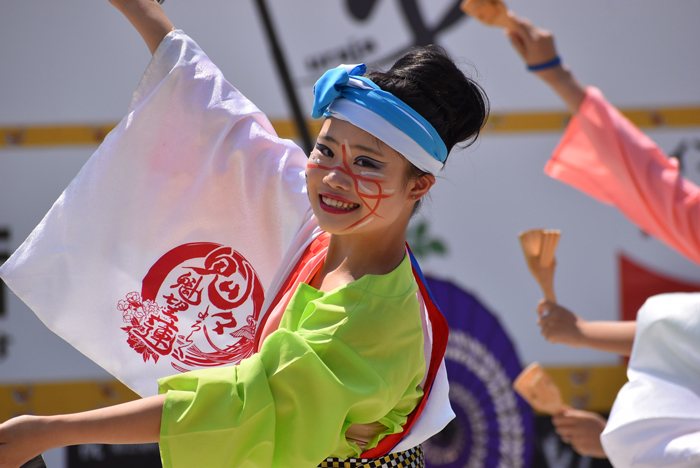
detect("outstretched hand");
top-left (0, 416), bottom-right (49, 468)
top-left (552, 409), bottom-right (608, 458)
top-left (1, 394), bottom-right (165, 468)
top-left (537, 300), bottom-right (586, 347)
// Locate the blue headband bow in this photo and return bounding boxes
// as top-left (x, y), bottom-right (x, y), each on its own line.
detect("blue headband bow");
top-left (312, 64), bottom-right (448, 172)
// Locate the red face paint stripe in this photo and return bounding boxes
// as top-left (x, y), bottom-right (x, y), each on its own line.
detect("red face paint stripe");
top-left (307, 144), bottom-right (396, 231)
top-left (341, 144), bottom-right (393, 231)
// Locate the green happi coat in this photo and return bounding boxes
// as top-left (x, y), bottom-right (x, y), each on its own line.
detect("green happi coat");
top-left (158, 254), bottom-right (426, 468)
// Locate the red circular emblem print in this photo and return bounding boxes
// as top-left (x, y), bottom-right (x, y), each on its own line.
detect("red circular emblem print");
top-left (117, 243), bottom-right (264, 372)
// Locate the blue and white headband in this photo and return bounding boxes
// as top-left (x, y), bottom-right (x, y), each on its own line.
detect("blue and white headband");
top-left (312, 64), bottom-right (448, 175)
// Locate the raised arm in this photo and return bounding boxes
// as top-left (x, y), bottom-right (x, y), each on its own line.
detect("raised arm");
top-left (505, 15), bottom-right (586, 113)
top-left (109, 0), bottom-right (175, 55)
top-left (537, 300), bottom-right (636, 357)
top-left (507, 15), bottom-right (700, 265)
top-left (0, 394), bottom-right (165, 468)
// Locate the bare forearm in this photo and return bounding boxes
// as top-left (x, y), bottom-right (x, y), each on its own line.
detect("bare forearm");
top-left (109, 0), bottom-right (175, 55)
top-left (535, 65), bottom-right (587, 114)
top-left (34, 394), bottom-right (165, 451)
top-left (0, 394), bottom-right (165, 467)
top-left (578, 321), bottom-right (636, 356)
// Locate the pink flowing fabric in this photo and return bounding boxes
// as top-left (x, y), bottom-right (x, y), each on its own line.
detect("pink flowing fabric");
top-left (547, 88), bottom-right (700, 467)
top-left (545, 87), bottom-right (700, 266)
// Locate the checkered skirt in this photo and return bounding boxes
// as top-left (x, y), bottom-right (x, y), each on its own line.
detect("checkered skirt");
top-left (318, 445), bottom-right (423, 468)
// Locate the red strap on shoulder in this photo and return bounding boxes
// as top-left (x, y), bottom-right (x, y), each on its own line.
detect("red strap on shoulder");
top-left (252, 232), bottom-right (330, 351)
top-left (361, 250), bottom-right (449, 458)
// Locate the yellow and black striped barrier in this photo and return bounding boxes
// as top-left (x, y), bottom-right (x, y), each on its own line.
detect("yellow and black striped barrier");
top-left (2, 105), bottom-right (699, 149)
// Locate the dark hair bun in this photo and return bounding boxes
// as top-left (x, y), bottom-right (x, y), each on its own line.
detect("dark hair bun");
top-left (366, 45), bottom-right (489, 159)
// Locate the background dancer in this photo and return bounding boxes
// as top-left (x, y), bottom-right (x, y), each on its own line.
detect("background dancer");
top-left (507, 13), bottom-right (700, 466)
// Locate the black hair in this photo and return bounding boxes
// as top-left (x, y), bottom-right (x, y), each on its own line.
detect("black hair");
top-left (365, 45), bottom-right (490, 213)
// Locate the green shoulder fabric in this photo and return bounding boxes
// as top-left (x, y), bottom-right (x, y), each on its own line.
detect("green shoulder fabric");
top-left (158, 254), bottom-right (425, 468)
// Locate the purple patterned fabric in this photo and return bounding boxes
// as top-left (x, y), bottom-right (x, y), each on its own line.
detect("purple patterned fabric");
top-left (422, 276), bottom-right (534, 468)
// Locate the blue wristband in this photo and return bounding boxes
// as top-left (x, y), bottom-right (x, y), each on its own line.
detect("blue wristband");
top-left (527, 56), bottom-right (561, 72)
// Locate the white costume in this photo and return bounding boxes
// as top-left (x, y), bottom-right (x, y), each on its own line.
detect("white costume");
top-left (601, 293), bottom-right (700, 467)
top-left (548, 87), bottom-right (700, 466)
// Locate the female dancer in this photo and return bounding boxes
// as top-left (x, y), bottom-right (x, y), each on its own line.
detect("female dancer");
top-left (0, 1), bottom-right (488, 467)
top-left (507, 14), bottom-right (700, 466)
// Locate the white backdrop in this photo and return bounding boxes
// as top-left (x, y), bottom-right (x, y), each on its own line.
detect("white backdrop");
top-left (1, 0), bottom-right (700, 383)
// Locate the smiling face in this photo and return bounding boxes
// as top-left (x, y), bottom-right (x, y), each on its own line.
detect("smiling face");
top-left (306, 118), bottom-right (426, 238)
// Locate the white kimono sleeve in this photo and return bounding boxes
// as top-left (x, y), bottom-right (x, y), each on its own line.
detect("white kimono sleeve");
top-left (0, 30), bottom-right (312, 397)
top-left (602, 293), bottom-right (700, 467)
